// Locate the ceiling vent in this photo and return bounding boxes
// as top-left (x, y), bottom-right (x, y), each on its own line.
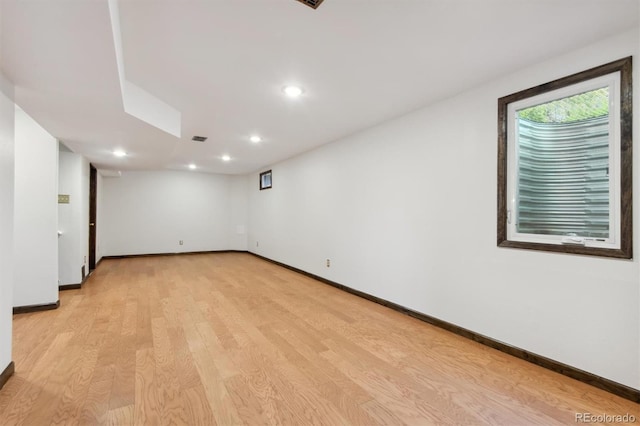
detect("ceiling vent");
top-left (191, 136), bottom-right (208, 142)
top-left (296, 0), bottom-right (324, 9)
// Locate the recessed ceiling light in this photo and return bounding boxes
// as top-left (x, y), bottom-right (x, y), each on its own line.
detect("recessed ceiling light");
top-left (250, 135), bottom-right (262, 143)
top-left (283, 85), bottom-right (304, 98)
top-left (113, 150), bottom-right (127, 157)
top-left (221, 155), bottom-right (231, 162)
top-left (188, 163), bottom-right (197, 170)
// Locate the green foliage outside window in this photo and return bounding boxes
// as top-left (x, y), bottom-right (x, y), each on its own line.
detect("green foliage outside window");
top-left (517, 88), bottom-right (609, 123)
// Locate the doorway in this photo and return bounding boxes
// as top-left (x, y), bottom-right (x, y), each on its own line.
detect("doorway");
top-left (89, 164), bottom-right (97, 271)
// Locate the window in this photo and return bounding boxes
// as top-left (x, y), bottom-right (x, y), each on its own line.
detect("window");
top-left (259, 170), bottom-right (272, 190)
top-left (497, 57), bottom-right (632, 258)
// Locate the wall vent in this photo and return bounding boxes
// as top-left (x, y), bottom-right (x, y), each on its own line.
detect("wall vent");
top-left (192, 136), bottom-right (208, 142)
top-left (296, 0), bottom-right (324, 9)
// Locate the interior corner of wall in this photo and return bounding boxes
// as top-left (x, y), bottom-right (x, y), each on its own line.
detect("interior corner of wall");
top-left (0, 72), bottom-right (14, 102)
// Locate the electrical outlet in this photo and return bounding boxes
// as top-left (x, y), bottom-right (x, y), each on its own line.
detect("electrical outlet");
top-left (179, 240), bottom-right (184, 245)
top-left (256, 241), bottom-right (259, 247)
top-left (326, 259), bottom-right (330, 267)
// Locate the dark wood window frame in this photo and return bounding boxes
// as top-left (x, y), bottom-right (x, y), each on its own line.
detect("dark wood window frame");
top-left (259, 170), bottom-right (272, 190)
top-left (497, 57), bottom-right (632, 259)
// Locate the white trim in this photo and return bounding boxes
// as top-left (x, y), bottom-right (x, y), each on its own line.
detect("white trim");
top-left (506, 72), bottom-right (621, 250)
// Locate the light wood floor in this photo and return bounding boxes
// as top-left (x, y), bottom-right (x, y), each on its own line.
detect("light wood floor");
top-left (0, 253), bottom-right (637, 425)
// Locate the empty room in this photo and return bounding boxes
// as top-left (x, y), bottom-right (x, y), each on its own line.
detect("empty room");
top-left (0, 0), bottom-right (639, 424)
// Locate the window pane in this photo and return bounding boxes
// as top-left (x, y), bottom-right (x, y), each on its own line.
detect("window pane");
top-left (516, 88), bottom-right (610, 238)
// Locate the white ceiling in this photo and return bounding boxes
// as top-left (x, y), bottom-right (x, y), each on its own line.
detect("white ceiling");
top-left (1, 0), bottom-right (638, 175)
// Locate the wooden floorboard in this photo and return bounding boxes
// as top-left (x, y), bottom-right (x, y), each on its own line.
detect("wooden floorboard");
top-left (0, 252), bottom-right (638, 425)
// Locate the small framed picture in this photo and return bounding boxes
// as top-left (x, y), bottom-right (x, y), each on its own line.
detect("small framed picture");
top-left (259, 170), bottom-right (272, 190)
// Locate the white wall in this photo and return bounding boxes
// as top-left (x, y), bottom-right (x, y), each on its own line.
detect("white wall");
top-left (0, 71), bottom-right (15, 375)
top-left (58, 149), bottom-right (90, 285)
top-left (101, 170), bottom-right (248, 256)
top-left (248, 29), bottom-right (640, 390)
top-left (14, 108), bottom-right (58, 307)
top-left (81, 159), bottom-right (89, 271)
top-left (229, 175), bottom-right (249, 251)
